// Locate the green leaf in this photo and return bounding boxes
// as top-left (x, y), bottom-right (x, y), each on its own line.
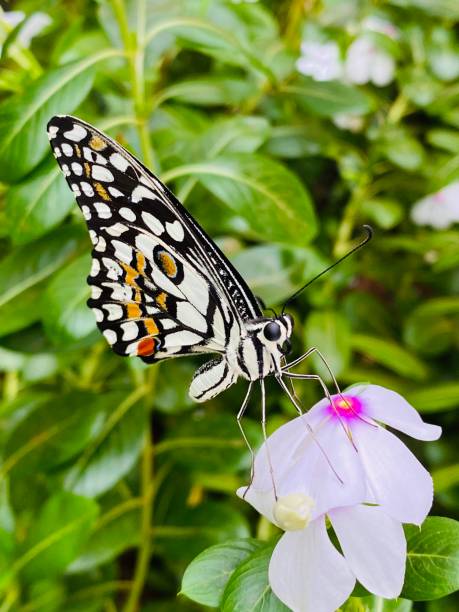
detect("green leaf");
top-left (230, 244), bottom-right (326, 306)
top-left (5, 159), bottom-right (75, 244)
top-left (42, 254), bottom-right (96, 345)
top-left (68, 501), bottom-right (141, 573)
top-left (163, 154), bottom-right (317, 246)
top-left (282, 77), bottom-right (372, 117)
top-left (351, 334), bottom-right (429, 381)
top-left (63, 391), bottom-right (146, 498)
top-left (304, 310), bottom-right (352, 381)
top-left (343, 596), bottom-right (412, 611)
top-left (0, 283), bottom-right (44, 338)
top-left (221, 542), bottom-right (288, 611)
top-left (433, 464), bottom-right (459, 493)
top-left (0, 54), bottom-right (109, 182)
top-left (405, 383), bottom-right (459, 413)
top-left (156, 76), bottom-right (257, 107)
top-left (0, 225), bottom-right (85, 326)
top-left (360, 198), bottom-right (404, 230)
top-left (404, 297), bottom-right (459, 356)
top-left (389, 0), bottom-right (459, 19)
top-left (181, 539), bottom-right (262, 607)
top-left (145, 17), bottom-right (273, 79)
top-left (18, 491), bottom-right (98, 583)
top-left (402, 517), bottom-right (459, 600)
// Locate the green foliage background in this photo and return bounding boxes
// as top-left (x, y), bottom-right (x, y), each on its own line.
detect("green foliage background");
top-left (0, 0), bottom-right (458, 610)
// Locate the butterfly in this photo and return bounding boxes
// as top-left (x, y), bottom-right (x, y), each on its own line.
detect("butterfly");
top-left (47, 116), bottom-right (371, 431)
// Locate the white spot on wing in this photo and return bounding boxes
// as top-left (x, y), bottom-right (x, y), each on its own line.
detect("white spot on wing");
top-left (91, 286), bottom-right (102, 299)
top-left (92, 165), bottom-right (114, 182)
top-left (142, 212), bottom-right (164, 235)
top-left (105, 223), bottom-right (128, 237)
top-left (95, 235), bottom-right (106, 252)
top-left (71, 162), bottom-right (83, 176)
top-left (103, 329), bottom-right (117, 344)
top-left (103, 303), bottom-right (123, 321)
top-left (93, 308), bottom-right (103, 322)
top-left (112, 240), bottom-right (132, 264)
top-left (94, 202), bottom-right (111, 219)
top-left (48, 125), bottom-right (58, 139)
top-left (121, 321), bottom-right (139, 341)
top-left (102, 258), bottom-right (123, 280)
top-left (120, 207), bottom-right (136, 222)
top-left (71, 183), bottom-right (81, 196)
top-left (176, 302), bottom-right (207, 333)
top-left (166, 220), bottom-right (185, 242)
top-left (163, 331), bottom-right (202, 348)
top-left (110, 153), bottom-right (130, 172)
top-left (82, 205), bottom-right (91, 220)
top-left (53, 146), bottom-right (61, 158)
top-left (132, 185), bottom-right (156, 203)
top-left (62, 143), bottom-right (73, 156)
top-left (90, 258), bottom-right (100, 277)
top-left (81, 182), bottom-right (94, 197)
top-left (108, 187), bottom-right (124, 198)
top-left (64, 124), bottom-right (87, 142)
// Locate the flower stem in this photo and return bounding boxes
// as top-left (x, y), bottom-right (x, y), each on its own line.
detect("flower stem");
top-left (333, 184), bottom-right (368, 257)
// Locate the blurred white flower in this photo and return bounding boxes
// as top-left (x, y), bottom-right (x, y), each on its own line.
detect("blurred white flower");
top-left (1, 11), bottom-right (51, 48)
top-left (238, 385), bottom-right (441, 612)
top-left (345, 36), bottom-right (395, 86)
top-left (411, 181), bottom-right (459, 229)
top-left (362, 16), bottom-right (399, 39)
top-left (333, 112), bottom-right (365, 132)
top-left (296, 41), bottom-right (342, 82)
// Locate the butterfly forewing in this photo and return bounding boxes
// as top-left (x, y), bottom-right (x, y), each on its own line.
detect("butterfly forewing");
top-left (47, 115), bottom-right (261, 363)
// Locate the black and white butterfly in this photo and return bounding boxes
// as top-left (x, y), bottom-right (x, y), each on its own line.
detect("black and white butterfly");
top-left (47, 116), bottom-right (368, 433)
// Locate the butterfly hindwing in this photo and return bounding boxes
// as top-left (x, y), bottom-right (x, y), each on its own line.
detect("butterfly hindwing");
top-left (47, 115), bottom-right (261, 362)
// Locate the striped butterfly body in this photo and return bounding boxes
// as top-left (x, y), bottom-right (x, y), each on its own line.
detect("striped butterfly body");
top-left (47, 116), bottom-right (294, 403)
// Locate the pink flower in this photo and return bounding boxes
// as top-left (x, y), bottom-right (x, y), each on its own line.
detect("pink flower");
top-left (411, 181), bottom-right (459, 229)
top-left (237, 385), bottom-right (441, 612)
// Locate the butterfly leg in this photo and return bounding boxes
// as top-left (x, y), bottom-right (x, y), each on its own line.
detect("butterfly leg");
top-left (277, 374), bottom-right (345, 483)
top-left (283, 347), bottom-right (342, 396)
top-left (280, 371), bottom-right (357, 451)
top-left (236, 382), bottom-right (255, 493)
top-left (260, 379), bottom-right (278, 499)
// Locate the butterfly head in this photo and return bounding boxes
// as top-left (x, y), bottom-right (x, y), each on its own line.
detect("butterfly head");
top-left (261, 314), bottom-right (294, 356)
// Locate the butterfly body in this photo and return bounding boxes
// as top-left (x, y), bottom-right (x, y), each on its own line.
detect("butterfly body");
top-left (47, 115), bottom-right (294, 402)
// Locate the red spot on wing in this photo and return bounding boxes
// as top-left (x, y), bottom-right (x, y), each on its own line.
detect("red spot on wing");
top-left (137, 337), bottom-right (156, 357)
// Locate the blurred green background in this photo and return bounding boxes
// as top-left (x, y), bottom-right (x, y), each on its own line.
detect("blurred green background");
top-left (0, 0), bottom-right (458, 610)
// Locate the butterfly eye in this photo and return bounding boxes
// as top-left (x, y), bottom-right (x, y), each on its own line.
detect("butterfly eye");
top-left (264, 321), bottom-right (281, 341)
top-left (281, 339), bottom-right (292, 355)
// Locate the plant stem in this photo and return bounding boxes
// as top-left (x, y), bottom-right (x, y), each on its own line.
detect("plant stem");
top-left (110, 0), bottom-right (154, 168)
top-left (333, 184), bottom-right (368, 257)
top-left (122, 366), bottom-right (157, 612)
top-left (123, 427), bottom-right (155, 612)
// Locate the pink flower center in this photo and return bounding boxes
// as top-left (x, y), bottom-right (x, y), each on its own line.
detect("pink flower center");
top-left (327, 394), bottom-right (363, 419)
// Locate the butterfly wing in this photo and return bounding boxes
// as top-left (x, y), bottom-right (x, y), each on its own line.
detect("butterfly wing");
top-left (47, 115), bottom-right (262, 363)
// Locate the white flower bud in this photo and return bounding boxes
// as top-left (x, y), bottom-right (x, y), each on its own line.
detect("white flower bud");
top-left (273, 493), bottom-right (315, 531)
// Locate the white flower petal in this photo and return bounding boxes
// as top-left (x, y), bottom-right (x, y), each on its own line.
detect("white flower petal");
top-left (352, 384), bottom-right (442, 441)
top-left (371, 52), bottom-right (395, 86)
top-left (352, 420), bottom-right (434, 524)
top-left (345, 38), bottom-right (372, 84)
top-left (269, 516), bottom-right (355, 612)
top-left (329, 505), bottom-right (405, 598)
top-left (240, 412), bottom-right (367, 522)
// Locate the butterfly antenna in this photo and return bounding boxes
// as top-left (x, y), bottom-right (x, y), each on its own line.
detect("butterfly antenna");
top-left (281, 225), bottom-right (374, 314)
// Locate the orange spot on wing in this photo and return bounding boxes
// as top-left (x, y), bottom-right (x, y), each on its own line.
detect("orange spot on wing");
top-left (158, 252), bottom-right (177, 278)
top-left (156, 292), bottom-right (167, 310)
top-left (144, 319), bottom-right (159, 336)
top-left (89, 135), bottom-right (107, 151)
top-left (84, 162), bottom-right (91, 177)
top-left (136, 252), bottom-right (146, 275)
top-left (127, 303), bottom-right (141, 318)
top-left (75, 145), bottom-right (82, 158)
top-left (121, 263), bottom-right (138, 287)
top-left (94, 182), bottom-right (111, 201)
top-left (137, 337), bottom-right (155, 356)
